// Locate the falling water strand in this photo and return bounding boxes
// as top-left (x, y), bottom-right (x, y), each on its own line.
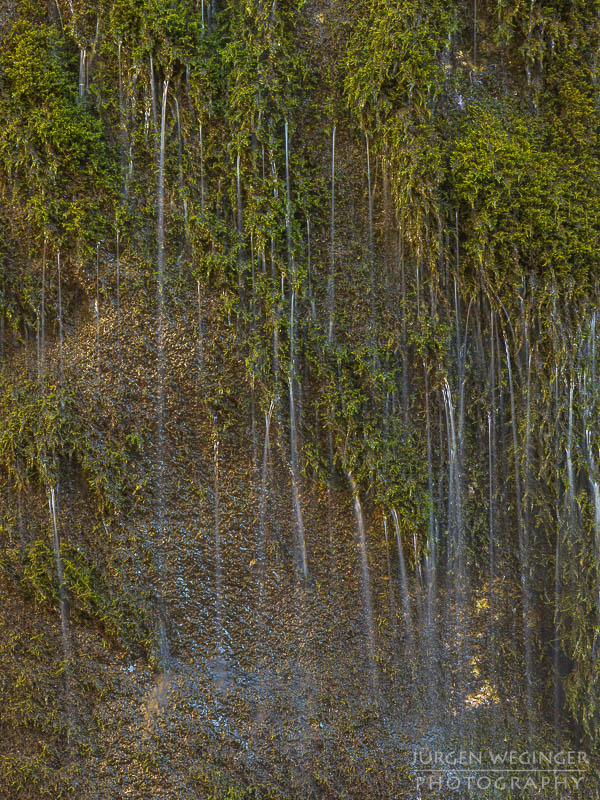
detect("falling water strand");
top-left (442, 379), bottom-right (466, 714)
top-left (57, 251), bottom-right (64, 392)
top-left (213, 436), bottom-right (223, 656)
top-left (199, 125), bottom-right (205, 219)
top-left (95, 243), bottom-right (100, 383)
top-left (424, 366), bottom-right (438, 682)
top-left (365, 134), bottom-right (375, 356)
top-left (488, 311), bottom-right (497, 690)
top-left (236, 152), bottom-right (245, 307)
top-left (306, 218), bottom-right (316, 321)
top-left (156, 78), bottom-right (171, 674)
top-left (258, 401), bottom-right (274, 611)
top-left (327, 125), bottom-right (336, 344)
top-left (270, 157), bottom-right (279, 379)
top-left (285, 122), bottom-right (308, 579)
top-left (383, 517), bottom-right (397, 624)
top-left (149, 56), bottom-right (157, 129)
top-left (175, 98), bottom-right (188, 236)
top-left (39, 239), bottom-right (46, 384)
top-left (116, 229), bottom-right (121, 387)
top-left (49, 487), bottom-right (72, 740)
top-left (348, 474), bottom-right (377, 692)
top-left (117, 40), bottom-right (129, 198)
top-left (391, 508), bottom-right (415, 653)
top-left (400, 229), bottom-right (409, 423)
top-left (553, 365), bottom-right (561, 745)
top-left (504, 334), bottom-right (534, 738)
top-left (79, 47), bottom-right (86, 99)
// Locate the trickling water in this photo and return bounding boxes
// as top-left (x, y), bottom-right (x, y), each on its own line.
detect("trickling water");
top-left (213, 435), bottom-right (224, 655)
top-left (383, 517), bottom-right (397, 624)
top-left (258, 401), bottom-right (274, 611)
top-left (553, 365), bottom-right (561, 745)
top-left (442, 379), bottom-right (462, 579)
top-left (199, 125), bottom-right (205, 219)
top-left (424, 366), bottom-right (438, 687)
top-left (39, 239), bottom-right (46, 384)
top-left (504, 333), bottom-right (534, 737)
top-left (95, 243), bottom-right (100, 383)
top-left (175, 99), bottom-right (188, 234)
top-left (270, 157), bottom-right (280, 379)
top-left (365, 134), bottom-right (375, 353)
top-left (57, 251), bottom-right (64, 390)
top-left (49, 487), bottom-right (72, 739)
top-left (399, 230), bottom-right (409, 424)
top-left (155, 78), bottom-right (171, 674)
top-left (306, 218), bottom-right (316, 321)
top-left (236, 152), bottom-right (244, 302)
top-left (488, 312), bottom-right (496, 680)
top-left (391, 508), bottom-right (415, 654)
top-left (284, 122), bottom-right (292, 268)
top-left (592, 311), bottom-right (597, 381)
top-left (79, 48), bottom-right (86, 99)
top-left (289, 338), bottom-right (307, 578)
top-left (442, 377), bottom-right (468, 716)
top-left (348, 474), bottom-right (377, 691)
top-left (327, 426), bottom-right (335, 574)
top-left (285, 123), bottom-right (308, 579)
top-left (116, 230), bottom-right (121, 385)
top-left (328, 125), bottom-right (336, 344)
top-left (117, 40), bottom-right (129, 198)
top-left (196, 280), bottom-right (204, 373)
top-left (149, 56), bottom-right (157, 130)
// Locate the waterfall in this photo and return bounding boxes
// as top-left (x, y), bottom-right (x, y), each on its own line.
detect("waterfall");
top-left (399, 229), bottom-right (409, 424)
top-left (149, 56), bottom-right (157, 130)
top-left (391, 508), bottom-right (415, 654)
top-left (49, 487), bottom-right (72, 738)
top-left (365, 134), bottom-right (375, 353)
top-left (424, 366), bottom-right (438, 684)
top-left (285, 122), bottom-right (308, 580)
top-left (199, 125), bottom-right (205, 219)
top-left (284, 122), bottom-right (292, 268)
top-left (117, 40), bottom-right (129, 198)
top-left (383, 517), bottom-right (397, 624)
top-left (442, 377), bottom-right (467, 713)
top-left (116, 229), bottom-right (121, 386)
top-left (175, 98), bottom-right (188, 234)
top-left (258, 401), bottom-right (274, 609)
top-left (328, 125), bottom-right (336, 344)
top-left (213, 435), bottom-right (223, 655)
top-left (553, 365), bottom-right (561, 745)
top-left (57, 251), bottom-right (64, 391)
top-left (236, 152), bottom-right (244, 303)
top-left (289, 322), bottom-right (307, 578)
top-left (155, 78), bottom-right (171, 674)
top-left (197, 280), bottom-right (204, 373)
top-left (504, 333), bottom-right (534, 736)
top-left (79, 48), bottom-right (86, 99)
top-left (327, 426), bottom-right (335, 574)
top-left (39, 239), bottom-right (46, 384)
top-left (488, 312), bottom-right (496, 680)
top-left (95, 243), bottom-right (100, 383)
top-left (270, 157), bottom-right (279, 379)
top-left (348, 474), bottom-right (377, 691)
top-left (306, 218), bottom-right (316, 321)
top-left (442, 379), bottom-right (462, 580)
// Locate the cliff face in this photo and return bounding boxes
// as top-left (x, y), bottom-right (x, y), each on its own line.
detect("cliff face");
top-left (0, 1), bottom-right (599, 797)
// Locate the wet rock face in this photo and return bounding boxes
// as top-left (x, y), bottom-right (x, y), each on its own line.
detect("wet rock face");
top-left (1, 1), bottom-right (600, 797)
